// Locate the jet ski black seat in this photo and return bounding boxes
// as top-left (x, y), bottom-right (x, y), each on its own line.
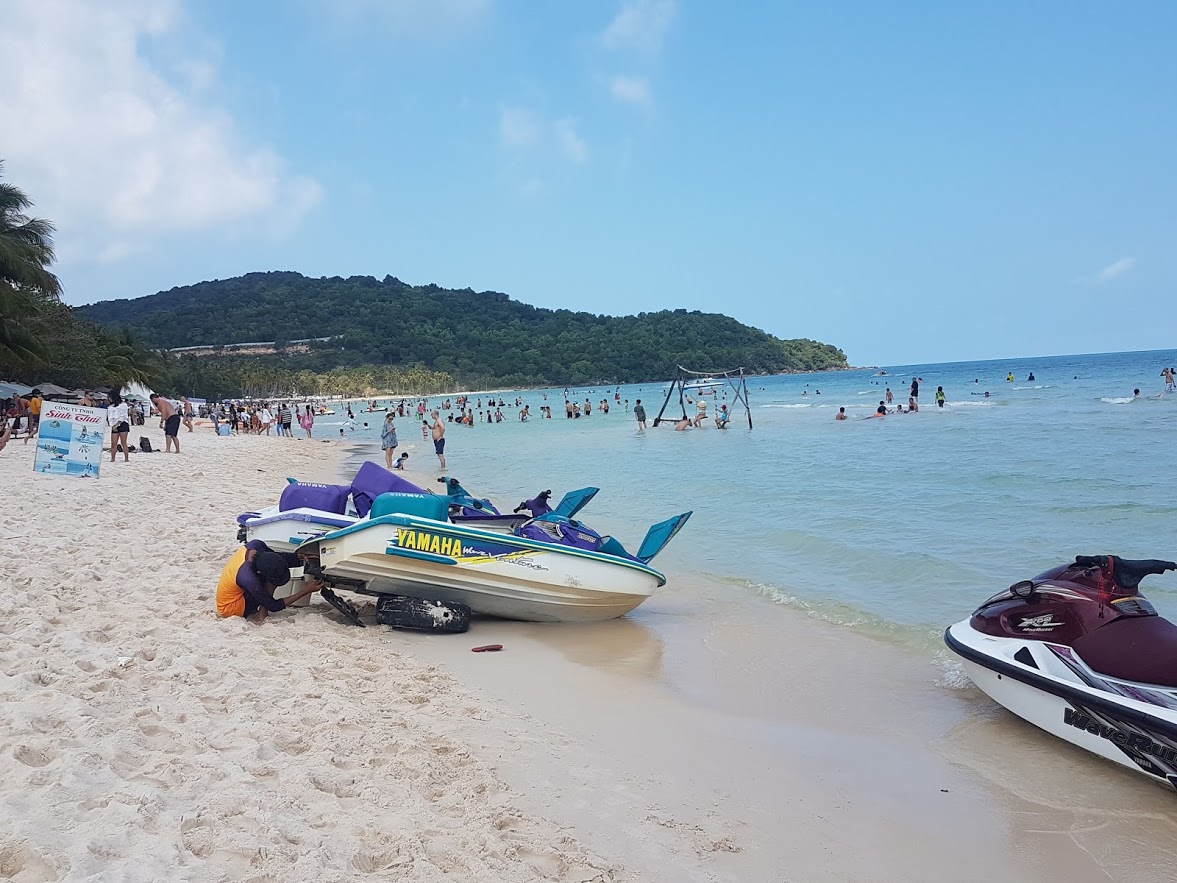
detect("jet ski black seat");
top-left (1072, 615), bottom-right (1177, 688)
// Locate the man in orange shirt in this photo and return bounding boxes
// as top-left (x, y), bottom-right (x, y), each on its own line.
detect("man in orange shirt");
top-left (22, 389), bottom-right (42, 445)
top-left (216, 540), bottom-right (322, 622)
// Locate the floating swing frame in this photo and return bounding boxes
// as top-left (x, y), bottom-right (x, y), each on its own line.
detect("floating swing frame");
top-left (652, 366), bottom-right (753, 430)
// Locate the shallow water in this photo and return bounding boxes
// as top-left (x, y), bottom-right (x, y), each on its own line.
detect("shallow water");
top-left (332, 347), bottom-right (1177, 662)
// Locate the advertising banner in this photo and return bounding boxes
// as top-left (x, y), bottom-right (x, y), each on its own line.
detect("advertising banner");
top-left (32, 403), bottom-right (106, 478)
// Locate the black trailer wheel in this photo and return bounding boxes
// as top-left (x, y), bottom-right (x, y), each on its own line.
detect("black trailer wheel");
top-left (320, 587), bottom-right (366, 627)
top-left (375, 595), bottom-right (471, 634)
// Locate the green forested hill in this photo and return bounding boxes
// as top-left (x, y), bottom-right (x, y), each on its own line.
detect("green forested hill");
top-left (78, 271), bottom-right (847, 386)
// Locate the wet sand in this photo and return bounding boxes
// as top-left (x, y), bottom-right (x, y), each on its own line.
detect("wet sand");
top-left (396, 577), bottom-right (1177, 881)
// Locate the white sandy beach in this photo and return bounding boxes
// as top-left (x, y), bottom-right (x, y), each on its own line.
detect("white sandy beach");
top-left (0, 430), bottom-right (628, 882)
top-left (3, 425), bottom-right (1173, 882)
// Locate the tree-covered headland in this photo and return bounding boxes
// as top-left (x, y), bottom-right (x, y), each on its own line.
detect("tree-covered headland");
top-left (78, 273), bottom-right (848, 395)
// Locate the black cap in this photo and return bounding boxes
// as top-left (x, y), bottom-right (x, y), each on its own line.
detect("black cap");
top-left (255, 551), bottom-right (291, 587)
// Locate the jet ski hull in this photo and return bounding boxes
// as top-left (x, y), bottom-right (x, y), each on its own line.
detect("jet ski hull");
top-left (945, 620), bottom-right (1177, 788)
top-left (308, 513), bottom-right (667, 623)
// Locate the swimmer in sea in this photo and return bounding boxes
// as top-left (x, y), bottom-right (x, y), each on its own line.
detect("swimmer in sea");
top-left (836, 407), bottom-right (848, 421)
top-left (908, 396), bottom-right (918, 412)
top-left (936, 386), bottom-right (946, 407)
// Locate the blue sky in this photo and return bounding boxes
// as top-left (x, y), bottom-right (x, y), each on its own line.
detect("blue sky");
top-left (2, 1), bottom-right (1174, 366)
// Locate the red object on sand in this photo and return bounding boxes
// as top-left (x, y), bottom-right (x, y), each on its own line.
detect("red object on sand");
top-left (471, 644), bottom-right (503, 653)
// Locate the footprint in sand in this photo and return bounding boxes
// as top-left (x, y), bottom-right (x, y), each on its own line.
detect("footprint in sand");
top-left (87, 840), bottom-right (124, 860)
top-left (179, 819), bottom-right (215, 858)
top-left (0, 839), bottom-right (58, 881)
top-left (27, 717), bottom-right (64, 735)
top-left (352, 851), bottom-right (402, 873)
top-left (13, 744), bottom-right (56, 768)
top-left (273, 736), bottom-right (310, 756)
top-left (75, 659), bottom-right (97, 673)
top-left (309, 773), bottom-right (362, 798)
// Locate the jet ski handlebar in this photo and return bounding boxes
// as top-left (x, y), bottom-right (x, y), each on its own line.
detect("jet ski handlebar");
top-left (1074, 555), bottom-right (1177, 591)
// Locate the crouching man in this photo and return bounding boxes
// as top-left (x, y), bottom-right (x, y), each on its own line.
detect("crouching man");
top-left (216, 540), bottom-right (322, 622)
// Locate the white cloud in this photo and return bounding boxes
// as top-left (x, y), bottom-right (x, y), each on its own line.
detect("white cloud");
top-left (1097, 257), bottom-right (1135, 281)
top-left (554, 118), bottom-right (588, 164)
top-left (608, 75), bottom-right (652, 106)
top-left (0, 0), bottom-right (321, 265)
top-left (500, 109), bottom-right (586, 165)
top-left (601, 0), bottom-right (676, 52)
top-left (499, 107), bottom-right (541, 147)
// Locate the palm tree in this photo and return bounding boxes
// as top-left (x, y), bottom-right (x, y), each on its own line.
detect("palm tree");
top-left (0, 162), bottom-right (60, 372)
top-left (0, 161), bottom-right (61, 299)
top-left (0, 283), bottom-right (47, 369)
top-left (98, 329), bottom-right (159, 388)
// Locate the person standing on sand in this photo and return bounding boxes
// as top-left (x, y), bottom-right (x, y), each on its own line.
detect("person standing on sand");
top-left (431, 410), bottom-right (447, 469)
top-left (300, 406), bottom-right (315, 439)
top-left (22, 389), bottom-right (42, 444)
top-left (634, 399), bottom-right (647, 430)
top-left (150, 394), bottom-right (181, 453)
top-left (181, 396), bottom-right (195, 432)
top-left (106, 391), bottom-right (131, 462)
top-left (381, 413), bottom-right (398, 468)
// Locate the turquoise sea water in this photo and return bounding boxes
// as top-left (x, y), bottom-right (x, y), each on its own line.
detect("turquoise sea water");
top-left (331, 348), bottom-right (1177, 656)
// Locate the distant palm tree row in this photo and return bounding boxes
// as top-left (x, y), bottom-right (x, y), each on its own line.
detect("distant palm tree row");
top-left (0, 161), bottom-right (157, 389)
top-left (171, 357), bottom-right (456, 401)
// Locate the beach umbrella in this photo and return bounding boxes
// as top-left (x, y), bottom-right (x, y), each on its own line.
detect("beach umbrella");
top-left (33, 381), bottom-right (70, 395)
top-left (0, 381), bottom-right (33, 397)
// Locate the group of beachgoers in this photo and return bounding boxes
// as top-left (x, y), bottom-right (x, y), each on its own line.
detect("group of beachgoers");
top-left (637, 395), bottom-right (732, 431)
top-left (205, 402), bottom-right (324, 438)
top-left (835, 377), bottom-right (941, 421)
